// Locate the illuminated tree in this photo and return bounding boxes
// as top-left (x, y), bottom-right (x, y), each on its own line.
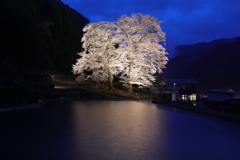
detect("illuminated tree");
top-left (72, 21), bottom-right (124, 90)
top-left (73, 13), bottom-right (168, 93)
top-left (114, 13), bottom-right (168, 93)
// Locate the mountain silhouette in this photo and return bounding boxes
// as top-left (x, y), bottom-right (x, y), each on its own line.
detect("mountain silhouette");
top-left (163, 36), bottom-right (240, 91)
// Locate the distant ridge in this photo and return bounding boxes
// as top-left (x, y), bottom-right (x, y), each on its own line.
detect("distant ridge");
top-left (163, 36), bottom-right (240, 91)
top-left (174, 36), bottom-right (240, 57)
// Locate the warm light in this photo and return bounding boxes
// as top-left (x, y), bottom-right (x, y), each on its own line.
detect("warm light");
top-left (54, 85), bottom-right (74, 89)
top-left (189, 94), bottom-right (196, 101)
top-left (182, 95), bottom-right (187, 101)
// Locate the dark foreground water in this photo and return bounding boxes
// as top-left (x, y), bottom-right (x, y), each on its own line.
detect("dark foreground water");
top-left (1, 100), bottom-right (240, 160)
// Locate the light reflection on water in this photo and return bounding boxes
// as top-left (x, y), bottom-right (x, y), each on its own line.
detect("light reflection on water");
top-left (70, 100), bottom-right (240, 160)
top-left (1, 100), bottom-right (240, 160)
top-left (71, 100), bottom-right (167, 160)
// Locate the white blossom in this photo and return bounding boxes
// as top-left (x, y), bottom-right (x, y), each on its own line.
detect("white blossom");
top-left (73, 13), bottom-right (168, 92)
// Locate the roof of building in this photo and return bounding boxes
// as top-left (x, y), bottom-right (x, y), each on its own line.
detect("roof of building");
top-left (161, 85), bottom-right (181, 91)
top-left (162, 77), bottom-right (198, 84)
top-left (150, 85), bottom-right (181, 91)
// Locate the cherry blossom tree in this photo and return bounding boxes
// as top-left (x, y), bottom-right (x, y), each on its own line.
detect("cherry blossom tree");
top-left (114, 13), bottom-right (168, 93)
top-left (72, 21), bottom-right (124, 90)
top-left (73, 13), bottom-right (168, 93)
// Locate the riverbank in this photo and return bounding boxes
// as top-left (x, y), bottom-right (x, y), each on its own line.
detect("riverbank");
top-left (0, 85), bottom-right (152, 113)
top-left (0, 97), bottom-right (153, 114)
top-left (0, 72), bottom-right (153, 110)
top-left (152, 100), bottom-right (240, 122)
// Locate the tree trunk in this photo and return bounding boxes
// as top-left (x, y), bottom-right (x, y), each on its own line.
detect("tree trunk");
top-left (127, 61), bottom-right (133, 93)
top-left (108, 68), bottom-right (114, 91)
top-left (128, 83), bottom-right (133, 93)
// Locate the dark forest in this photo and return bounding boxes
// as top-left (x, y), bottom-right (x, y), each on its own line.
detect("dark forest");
top-left (0, 0), bottom-right (89, 105)
top-left (1, 0), bottom-right (89, 77)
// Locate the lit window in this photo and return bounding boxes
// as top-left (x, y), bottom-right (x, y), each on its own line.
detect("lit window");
top-left (189, 94), bottom-right (196, 101)
top-left (182, 95), bottom-right (187, 101)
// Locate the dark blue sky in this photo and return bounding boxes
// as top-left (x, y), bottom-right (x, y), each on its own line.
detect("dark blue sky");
top-left (61, 0), bottom-right (240, 54)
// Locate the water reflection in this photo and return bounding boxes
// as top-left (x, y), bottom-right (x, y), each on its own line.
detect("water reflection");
top-left (71, 100), bottom-right (167, 159)
top-left (1, 100), bottom-right (240, 160)
top-left (70, 100), bottom-right (240, 160)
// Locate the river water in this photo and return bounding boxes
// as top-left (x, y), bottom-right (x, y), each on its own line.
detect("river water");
top-left (0, 100), bottom-right (240, 160)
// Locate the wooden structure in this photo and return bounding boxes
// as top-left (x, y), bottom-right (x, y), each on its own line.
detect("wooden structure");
top-left (150, 76), bottom-right (202, 101)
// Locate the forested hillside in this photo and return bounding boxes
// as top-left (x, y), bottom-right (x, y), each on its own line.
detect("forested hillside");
top-left (0, 0), bottom-right (89, 81)
top-left (163, 36), bottom-right (240, 91)
top-left (0, 0), bottom-right (89, 106)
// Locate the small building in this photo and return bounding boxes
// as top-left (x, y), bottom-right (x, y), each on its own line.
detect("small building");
top-left (207, 90), bottom-right (240, 101)
top-left (150, 76), bottom-right (202, 101)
